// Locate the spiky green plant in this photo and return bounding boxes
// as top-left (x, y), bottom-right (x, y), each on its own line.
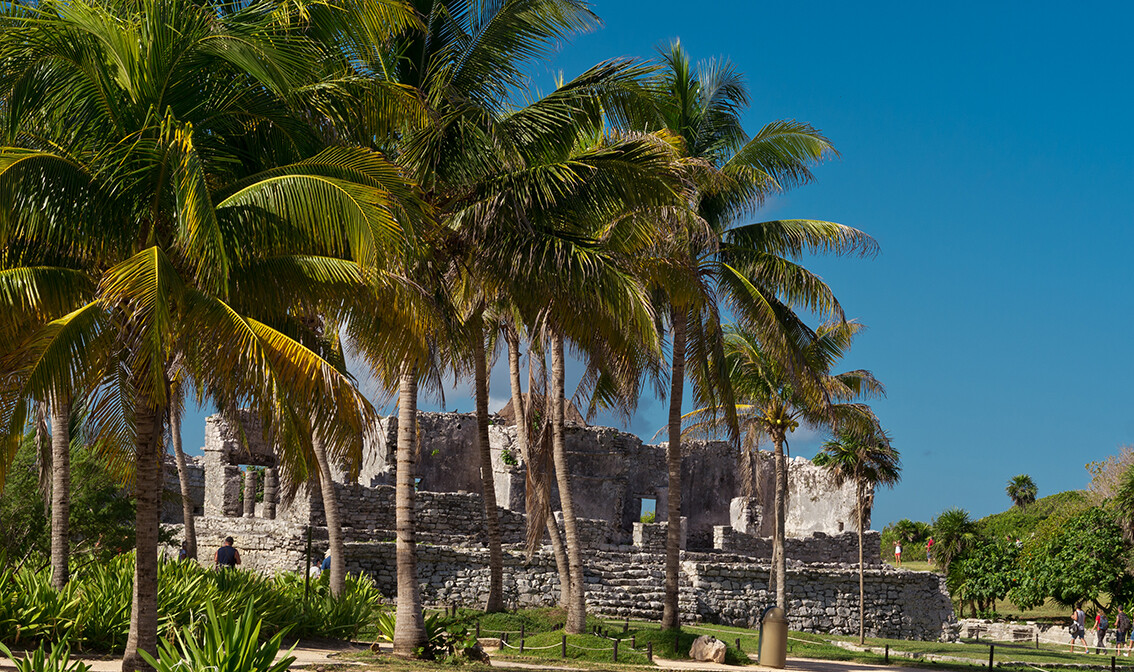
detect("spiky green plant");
top-left (139, 602), bottom-right (295, 672)
top-left (0, 638), bottom-right (90, 672)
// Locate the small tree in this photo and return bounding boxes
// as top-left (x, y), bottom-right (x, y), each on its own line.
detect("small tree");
top-left (1006, 474), bottom-right (1038, 510)
top-left (814, 429), bottom-right (900, 644)
top-left (931, 508), bottom-right (978, 574)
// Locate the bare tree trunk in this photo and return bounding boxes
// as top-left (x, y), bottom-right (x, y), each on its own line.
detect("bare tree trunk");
top-left (473, 317), bottom-right (504, 612)
top-left (393, 363), bottom-right (426, 656)
top-left (662, 307), bottom-right (686, 630)
top-left (170, 407), bottom-right (197, 560)
top-left (122, 402), bottom-right (163, 672)
top-left (506, 330), bottom-right (571, 607)
top-left (312, 435), bottom-right (346, 597)
top-left (857, 488), bottom-right (865, 645)
top-left (773, 431), bottom-right (787, 609)
top-left (550, 334), bottom-right (586, 633)
top-left (50, 397), bottom-right (70, 590)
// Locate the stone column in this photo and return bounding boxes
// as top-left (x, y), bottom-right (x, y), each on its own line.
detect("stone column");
top-left (262, 468), bottom-right (278, 520)
top-left (243, 469), bottom-right (257, 518)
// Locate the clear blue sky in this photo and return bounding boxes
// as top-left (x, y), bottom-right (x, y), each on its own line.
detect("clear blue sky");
top-left (182, 1), bottom-right (1134, 529)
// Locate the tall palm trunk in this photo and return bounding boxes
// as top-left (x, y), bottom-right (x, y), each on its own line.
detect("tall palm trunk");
top-left (393, 363), bottom-right (426, 656)
top-left (856, 481), bottom-right (865, 644)
top-left (312, 435), bottom-right (346, 597)
top-left (50, 396), bottom-right (70, 590)
top-left (170, 407), bottom-right (197, 560)
top-left (122, 402), bottom-right (164, 672)
top-left (506, 330), bottom-right (570, 607)
top-left (550, 334), bottom-right (586, 633)
top-left (661, 308), bottom-right (686, 630)
top-left (473, 318), bottom-right (504, 611)
top-left (772, 430), bottom-right (787, 609)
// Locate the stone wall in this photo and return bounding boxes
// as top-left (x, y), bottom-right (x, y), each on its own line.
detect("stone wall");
top-left (712, 529), bottom-right (883, 566)
top-left (355, 412), bottom-right (864, 546)
top-left (632, 519), bottom-right (687, 553)
top-left (167, 516), bottom-right (327, 574)
top-left (344, 542), bottom-right (954, 640)
top-left (161, 455), bottom-right (205, 524)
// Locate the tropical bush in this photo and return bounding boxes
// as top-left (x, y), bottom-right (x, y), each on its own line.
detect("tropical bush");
top-left (0, 638), bottom-right (90, 672)
top-left (0, 554), bottom-right (383, 651)
top-left (140, 603), bottom-right (295, 672)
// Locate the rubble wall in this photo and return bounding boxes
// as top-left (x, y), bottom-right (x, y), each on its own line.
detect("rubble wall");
top-left (344, 542), bottom-right (954, 641)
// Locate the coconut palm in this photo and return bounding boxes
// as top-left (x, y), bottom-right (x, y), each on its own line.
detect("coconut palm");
top-left (814, 429), bottom-right (901, 644)
top-left (683, 320), bottom-right (885, 609)
top-left (649, 41), bottom-right (877, 628)
top-left (1006, 474), bottom-right (1038, 510)
top-left (0, 2), bottom-right (421, 669)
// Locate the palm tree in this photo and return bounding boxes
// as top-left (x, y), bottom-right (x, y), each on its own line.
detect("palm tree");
top-left (0, 2), bottom-right (419, 669)
top-left (649, 41), bottom-right (877, 628)
top-left (48, 396), bottom-right (71, 589)
top-left (683, 320), bottom-right (885, 610)
top-left (931, 508), bottom-right (978, 574)
top-left (1006, 474), bottom-right (1038, 510)
top-left (168, 375), bottom-right (197, 560)
top-left (814, 429), bottom-right (901, 644)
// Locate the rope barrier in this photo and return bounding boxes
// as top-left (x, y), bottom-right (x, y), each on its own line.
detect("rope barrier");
top-left (567, 643), bottom-right (617, 652)
top-left (499, 641), bottom-right (562, 651)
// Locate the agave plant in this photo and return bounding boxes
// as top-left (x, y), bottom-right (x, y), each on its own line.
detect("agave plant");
top-left (139, 602), bottom-right (295, 672)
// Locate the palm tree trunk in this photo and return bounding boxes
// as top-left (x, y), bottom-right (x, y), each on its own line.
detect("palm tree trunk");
top-left (857, 487), bottom-right (865, 645)
top-left (49, 397), bottom-right (70, 590)
top-left (393, 362), bottom-right (426, 656)
top-left (772, 431), bottom-right (787, 609)
top-left (662, 307), bottom-right (686, 630)
top-left (122, 402), bottom-right (163, 672)
top-left (170, 407), bottom-right (197, 560)
top-left (550, 333), bottom-right (586, 633)
top-left (312, 435), bottom-right (346, 597)
top-left (506, 330), bottom-right (571, 607)
top-left (473, 317), bottom-right (505, 612)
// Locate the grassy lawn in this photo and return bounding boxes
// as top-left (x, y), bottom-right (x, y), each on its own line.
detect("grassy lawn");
top-left (351, 608), bottom-right (1134, 671)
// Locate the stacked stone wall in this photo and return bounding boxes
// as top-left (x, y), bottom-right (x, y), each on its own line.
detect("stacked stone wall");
top-left (712, 529), bottom-right (883, 566)
top-left (161, 456), bottom-right (205, 524)
top-left (344, 542), bottom-right (953, 640)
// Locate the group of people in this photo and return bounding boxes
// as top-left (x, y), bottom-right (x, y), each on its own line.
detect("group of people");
top-left (1070, 605), bottom-right (1134, 655)
top-left (891, 537), bottom-right (936, 566)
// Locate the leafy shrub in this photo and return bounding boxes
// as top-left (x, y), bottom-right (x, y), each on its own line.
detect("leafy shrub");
top-left (0, 554), bottom-right (384, 651)
top-left (140, 602), bottom-right (295, 672)
top-left (0, 638), bottom-right (90, 672)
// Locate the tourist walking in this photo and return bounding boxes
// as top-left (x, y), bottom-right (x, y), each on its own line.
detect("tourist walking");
top-left (893, 541), bottom-right (902, 566)
top-left (926, 537), bottom-right (934, 565)
top-left (1115, 606), bottom-right (1131, 656)
top-left (1071, 606), bottom-right (1088, 653)
top-left (178, 541), bottom-right (189, 562)
top-left (1096, 610), bottom-right (1109, 654)
top-left (214, 536), bottom-right (241, 569)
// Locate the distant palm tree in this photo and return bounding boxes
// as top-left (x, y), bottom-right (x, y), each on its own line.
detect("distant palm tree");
top-left (1006, 474), bottom-right (1038, 510)
top-left (931, 508), bottom-right (978, 574)
top-left (814, 430), bottom-right (901, 644)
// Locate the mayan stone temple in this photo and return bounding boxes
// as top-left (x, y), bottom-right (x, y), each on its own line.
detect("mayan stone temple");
top-left (164, 409), bottom-right (955, 640)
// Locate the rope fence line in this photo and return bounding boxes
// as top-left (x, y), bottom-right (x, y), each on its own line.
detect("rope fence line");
top-left (499, 641), bottom-right (562, 651)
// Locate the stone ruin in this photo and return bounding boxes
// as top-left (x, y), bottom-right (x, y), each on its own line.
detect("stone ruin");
top-left (164, 410), bottom-right (956, 640)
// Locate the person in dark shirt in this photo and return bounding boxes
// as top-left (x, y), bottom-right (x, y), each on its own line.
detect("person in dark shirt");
top-left (321, 554), bottom-right (331, 572)
top-left (214, 536), bottom-right (241, 568)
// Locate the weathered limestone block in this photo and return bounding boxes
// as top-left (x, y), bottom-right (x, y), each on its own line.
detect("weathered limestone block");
top-left (730, 497), bottom-right (762, 534)
top-left (633, 518), bottom-right (686, 552)
top-left (262, 468), bottom-right (278, 520)
top-left (690, 635), bottom-right (726, 663)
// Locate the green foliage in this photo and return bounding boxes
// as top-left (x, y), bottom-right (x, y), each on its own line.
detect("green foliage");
top-left (0, 555), bottom-right (384, 651)
top-left (950, 539), bottom-right (1020, 612)
top-left (0, 437), bottom-right (135, 562)
top-left (0, 638), bottom-right (90, 672)
top-left (881, 519), bottom-right (931, 561)
top-left (640, 510), bottom-right (656, 524)
top-left (1009, 507), bottom-right (1133, 611)
top-left (978, 490), bottom-right (1089, 542)
top-left (931, 508), bottom-right (979, 572)
top-left (140, 602), bottom-right (295, 672)
top-left (1006, 474), bottom-right (1039, 510)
